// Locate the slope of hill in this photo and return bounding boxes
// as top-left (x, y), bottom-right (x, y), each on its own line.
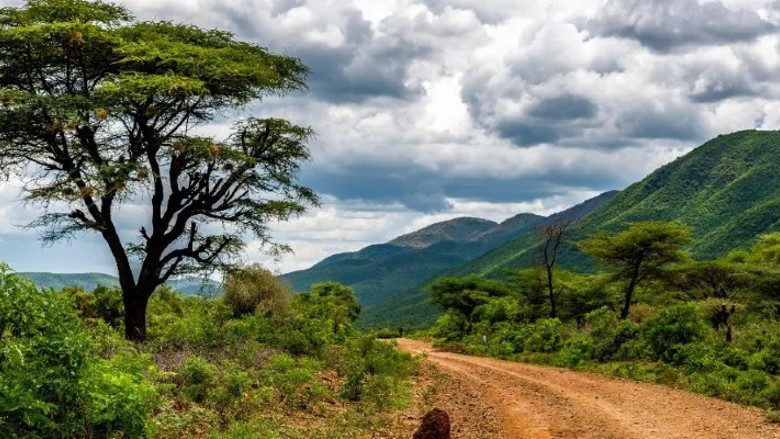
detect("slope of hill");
top-left (19, 272), bottom-right (219, 296)
top-left (282, 214), bottom-right (547, 308)
top-left (466, 129), bottom-right (780, 276)
top-left (359, 190), bottom-right (620, 328)
top-left (362, 130), bottom-right (780, 329)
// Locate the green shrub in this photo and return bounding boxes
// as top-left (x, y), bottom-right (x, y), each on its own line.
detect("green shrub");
top-left (338, 337), bottom-right (417, 409)
top-left (0, 267), bottom-right (155, 438)
top-left (261, 354), bottom-right (327, 411)
top-left (221, 266), bottom-right (292, 318)
top-left (181, 356), bottom-right (217, 403)
top-left (523, 319), bottom-right (564, 353)
top-left (585, 307), bottom-right (640, 361)
top-left (558, 335), bottom-right (594, 367)
top-left (431, 312), bottom-right (467, 341)
top-left (764, 381), bottom-right (780, 409)
top-left (642, 304), bottom-right (710, 363)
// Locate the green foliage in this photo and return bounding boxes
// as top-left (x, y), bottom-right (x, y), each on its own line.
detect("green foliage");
top-left (580, 221), bottom-right (692, 318)
top-left (642, 304), bottom-right (709, 363)
top-left (64, 285), bottom-right (124, 328)
top-left (429, 275), bottom-right (511, 327)
top-left (522, 319), bottom-right (564, 353)
top-left (260, 354), bottom-right (327, 411)
top-left (294, 282), bottom-right (361, 341)
top-left (181, 356), bottom-right (217, 403)
top-left (221, 265), bottom-right (291, 318)
top-left (0, 266), bottom-right (155, 438)
top-left (337, 337), bottom-right (416, 409)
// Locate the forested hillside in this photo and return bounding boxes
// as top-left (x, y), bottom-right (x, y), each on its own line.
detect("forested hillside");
top-left (360, 191), bottom-right (619, 328)
top-left (365, 131), bottom-right (780, 328)
top-left (457, 130), bottom-right (780, 278)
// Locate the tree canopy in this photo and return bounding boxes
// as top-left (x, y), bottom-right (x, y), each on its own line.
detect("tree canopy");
top-left (0, 0), bottom-right (317, 340)
top-left (580, 221), bottom-right (691, 319)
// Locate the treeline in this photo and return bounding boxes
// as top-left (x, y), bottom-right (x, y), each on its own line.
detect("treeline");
top-left (0, 265), bottom-right (417, 438)
top-left (428, 221), bottom-right (780, 411)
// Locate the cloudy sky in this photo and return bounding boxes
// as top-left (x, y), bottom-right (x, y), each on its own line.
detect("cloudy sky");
top-left (1, 0), bottom-right (780, 274)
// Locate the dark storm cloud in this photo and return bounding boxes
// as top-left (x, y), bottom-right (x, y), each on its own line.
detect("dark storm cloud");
top-left (486, 94), bottom-right (599, 147)
top-left (688, 77), bottom-right (756, 103)
top-left (527, 95), bottom-right (598, 120)
top-left (496, 121), bottom-right (562, 146)
top-left (301, 159), bottom-right (628, 213)
top-left (421, 0), bottom-right (523, 25)
top-left (586, 0), bottom-right (777, 52)
top-left (616, 105), bottom-right (705, 140)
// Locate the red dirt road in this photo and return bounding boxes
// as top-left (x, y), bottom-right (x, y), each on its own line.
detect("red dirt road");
top-left (397, 339), bottom-right (780, 439)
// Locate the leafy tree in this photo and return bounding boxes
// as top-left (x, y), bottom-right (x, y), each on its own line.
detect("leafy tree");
top-left (672, 260), bottom-right (748, 300)
top-left (295, 282), bottom-right (361, 338)
top-left (0, 0), bottom-right (317, 340)
top-left (580, 221), bottom-right (691, 319)
top-left (429, 275), bottom-right (511, 332)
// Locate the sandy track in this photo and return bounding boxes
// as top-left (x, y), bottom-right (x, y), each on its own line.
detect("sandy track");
top-left (397, 339), bottom-right (780, 439)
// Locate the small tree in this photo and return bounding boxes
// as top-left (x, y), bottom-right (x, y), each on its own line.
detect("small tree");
top-left (0, 0), bottom-right (317, 340)
top-left (536, 219), bottom-right (573, 318)
top-left (221, 265), bottom-right (291, 318)
top-left (294, 282), bottom-right (361, 339)
top-left (429, 275), bottom-right (511, 332)
top-left (580, 221), bottom-right (691, 319)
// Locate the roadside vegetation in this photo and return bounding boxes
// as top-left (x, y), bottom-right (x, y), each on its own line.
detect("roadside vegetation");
top-left (0, 265), bottom-right (417, 438)
top-left (427, 222), bottom-right (780, 412)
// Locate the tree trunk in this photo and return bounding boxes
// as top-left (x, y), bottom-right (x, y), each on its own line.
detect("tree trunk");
top-left (124, 293), bottom-right (150, 342)
top-left (620, 261), bottom-right (643, 320)
top-left (620, 277), bottom-right (638, 320)
top-left (547, 270), bottom-right (557, 318)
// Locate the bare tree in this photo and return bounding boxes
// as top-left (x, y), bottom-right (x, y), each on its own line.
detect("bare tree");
top-left (537, 219), bottom-right (574, 318)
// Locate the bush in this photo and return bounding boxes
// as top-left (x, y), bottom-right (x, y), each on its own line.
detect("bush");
top-left (585, 307), bottom-right (640, 362)
top-left (642, 304), bottom-right (710, 363)
top-left (0, 267), bottom-right (155, 438)
top-left (338, 337), bottom-right (417, 409)
top-left (222, 266), bottom-right (292, 318)
top-left (523, 319), bottom-right (564, 353)
top-left (181, 356), bottom-right (217, 403)
top-left (261, 354), bottom-right (327, 411)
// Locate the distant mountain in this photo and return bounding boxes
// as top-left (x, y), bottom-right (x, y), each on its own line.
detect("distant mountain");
top-left (19, 272), bottom-right (219, 296)
top-left (20, 272), bottom-right (120, 292)
top-left (359, 191), bottom-right (619, 329)
top-left (387, 217), bottom-right (499, 248)
top-left (282, 213), bottom-right (548, 309)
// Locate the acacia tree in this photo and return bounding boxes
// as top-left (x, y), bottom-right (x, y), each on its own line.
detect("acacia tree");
top-left (580, 221), bottom-right (691, 319)
top-left (0, 0), bottom-right (318, 340)
top-left (429, 276), bottom-right (511, 333)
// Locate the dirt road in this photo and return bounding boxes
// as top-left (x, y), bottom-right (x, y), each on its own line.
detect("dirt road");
top-left (397, 339), bottom-right (780, 439)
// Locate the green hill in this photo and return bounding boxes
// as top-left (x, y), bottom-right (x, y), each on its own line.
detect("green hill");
top-left (363, 130), bottom-right (780, 329)
top-left (282, 214), bottom-right (547, 308)
top-left (19, 272), bottom-right (219, 296)
top-left (359, 191), bottom-right (619, 328)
